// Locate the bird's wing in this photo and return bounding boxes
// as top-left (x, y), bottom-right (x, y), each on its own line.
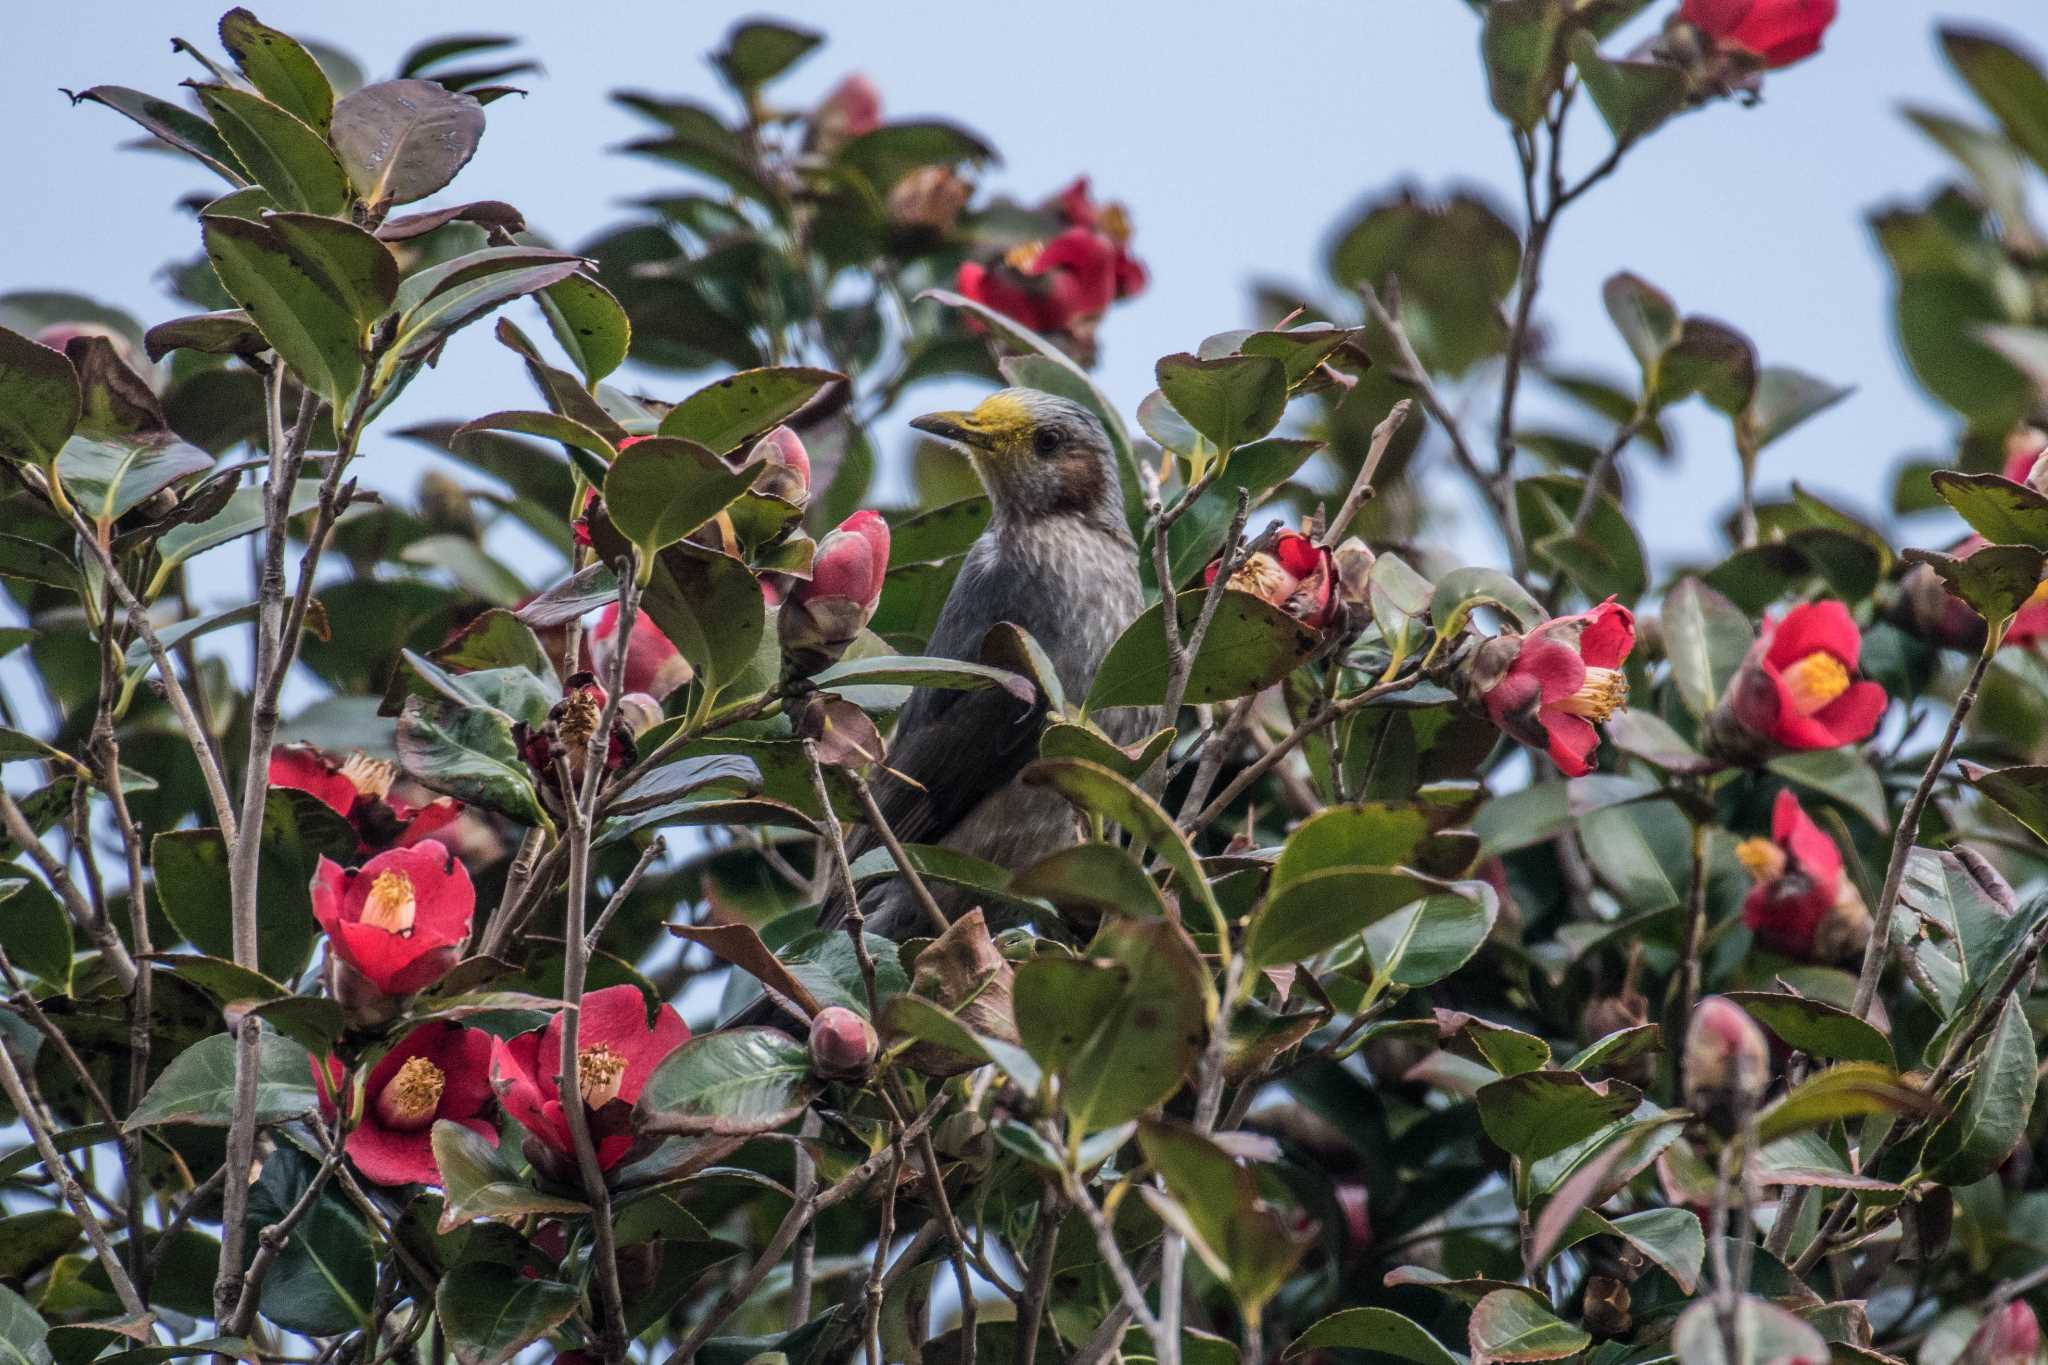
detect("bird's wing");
top-left (850, 542), bottom-right (1044, 854)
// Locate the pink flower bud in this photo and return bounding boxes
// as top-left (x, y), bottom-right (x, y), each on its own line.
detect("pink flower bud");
top-left (811, 74), bottom-right (882, 153)
top-left (1683, 995), bottom-right (1771, 1137)
top-left (1962, 1302), bottom-right (2040, 1365)
top-left (809, 1006), bottom-right (879, 1078)
top-left (780, 510), bottom-right (891, 674)
top-left (589, 603), bottom-right (693, 702)
top-left (615, 692), bottom-right (665, 738)
top-left (747, 425), bottom-right (811, 505)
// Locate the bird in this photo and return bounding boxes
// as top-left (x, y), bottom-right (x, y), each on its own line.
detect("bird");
top-left (825, 387), bottom-right (1153, 940)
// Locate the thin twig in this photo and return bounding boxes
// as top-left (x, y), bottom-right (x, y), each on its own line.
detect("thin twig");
top-left (849, 770), bottom-right (949, 935)
top-left (1322, 399), bottom-right (1413, 546)
top-left (1181, 673), bottom-right (1420, 830)
top-left (0, 786), bottom-right (135, 989)
top-left (587, 834), bottom-right (666, 952)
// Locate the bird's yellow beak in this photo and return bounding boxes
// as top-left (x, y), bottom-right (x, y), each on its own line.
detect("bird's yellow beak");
top-left (908, 409), bottom-right (992, 450)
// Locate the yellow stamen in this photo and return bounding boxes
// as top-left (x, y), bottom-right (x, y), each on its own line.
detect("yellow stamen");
top-left (1555, 666), bottom-right (1628, 723)
top-left (577, 1043), bottom-right (628, 1108)
top-left (1779, 651), bottom-right (1850, 716)
top-left (340, 752), bottom-right (396, 800)
top-left (1098, 203), bottom-right (1132, 245)
top-left (1002, 241), bottom-right (1045, 272)
top-left (375, 1056), bottom-right (444, 1130)
top-left (359, 870), bottom-right (417, 935)
top-left (1228, 552), bottom-right (1294, 605)
top-left (1735, 837), bottom-right (1787, 884)
top-left (2026, 579), bottom-right (2048, 610)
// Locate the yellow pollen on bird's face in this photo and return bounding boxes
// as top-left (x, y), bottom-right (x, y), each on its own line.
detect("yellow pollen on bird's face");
top-left (1735, 837), bottom-right (1787, 884)
top-left (359, 870), bottom-right (417, 935)
top-left (376, 1056), bottom-right (445, 1130)
top-left (340, 752), bottom-right (396, 800)
top-left (1555, 666), bottom-right (1628, 723)
top-left (1002, 241), bottom-right (1045, 272)
top-left (577, 1043), bottom-right (629, 1108)
top-left (1779, 651), bottom-right (1850, 716)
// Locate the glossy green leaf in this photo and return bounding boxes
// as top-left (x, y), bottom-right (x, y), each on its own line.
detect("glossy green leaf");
top-left (1725, 992), bottom-right (1893, 1066)
top-left (1021, 757), bottom-right (1220, 924)
top-left (1285, 1308), bottom-right (1462, 1365)
top-left (191, 85), bottom-right (347, 214)
top-left (0, 879), bottom-right (70, 992)
top-left (1139, 1119), bottom-right (1312, 1315)
top-left (331, 78), bottom-right (485, 208)
top-left (1246, 866), bottom-right (1431, 968)
top-left (1009, 842), bottom-right (1169, 920)
top-left (0, 325), bottom-right (80, 470)
top-left (1014, 957), bottom-right (1130, 1075)
top-left (55, 433), bottom-right (212, 528)
top-left (1931, 470), bottom-right (2048, 551)
top-left (1767, 748), bottom-right (1889, 832)
top-left (124, 1032), bottom-right (320, 1129)
top-left (1754, 1064), bottom-right (1934, 1145)
top-left (394, 696), bottom-right (548, 827)
top-left (219, 9), bottom-right (334, 129)
top-left (1922, 996), bottom-right (2034, 1184)
top-left (1476, 1070), bottom-right (1641, 1162)
top-left (431, 1120), bottom-right (588, 1232)
top-left (634, 1027), bottom-right (815, 1136)
top-left (1430, 566), bottom-right (1546, 641)
top-left (659, 367), bottom-right (837, 454)
top-left (201, 214), bottom-right (366, 406)
top-left (1155, 352), bottom-right (1287, 453)
top-left (1467, 1287), bottom-right (1590, 1363)
top-left (603, 436), bottom-right (759, 568)
top-left (1572, 31), bottom-right (1685, 144)
top-left (436, 1260), bottom-right (580, 1365)
top-left (1662, 577), bottom-right (1754, 719)
top-left (1059, 919), bottom-right (1208, 1133)
top-left (244, 1144), bottom-right (373, 1336)
top-left (1671, 1294), bottom-right (1827, 1365)
top-left (68, 85), bottom-right (248, 184)
top-left (1481, 0), bottom-right (1568, 129)
top-left (1941, 27), bottom-right (2048, 178)
top-left (1087, 590), bottom-right (1319, 709)
top-left (538, 273), bottom-right (631, 386)
top-left (714, 18), bottom-right (822, 89)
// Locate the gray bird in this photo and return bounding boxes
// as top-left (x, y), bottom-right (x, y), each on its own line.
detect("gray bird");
top-left (827, 387), bottom-right (1153, 939)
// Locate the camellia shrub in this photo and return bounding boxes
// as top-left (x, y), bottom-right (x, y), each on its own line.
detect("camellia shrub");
top-left (5, 5), bottom-right (2048, 1365)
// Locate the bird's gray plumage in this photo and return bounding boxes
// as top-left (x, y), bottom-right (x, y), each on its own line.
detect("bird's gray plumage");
top-left (825, 390), bottom-right (1154, 939)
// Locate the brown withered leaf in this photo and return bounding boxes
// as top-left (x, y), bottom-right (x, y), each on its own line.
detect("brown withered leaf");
top-left (893, 909), bottom-right (1019, 1076)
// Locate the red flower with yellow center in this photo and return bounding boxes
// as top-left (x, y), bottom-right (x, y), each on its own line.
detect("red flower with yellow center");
top-left (345, 1022), bottom-right (496, 1187)
top-left (490, 983), bottom-right (689, 1173)
top-left (1737, 789), bottom-right (1869, 963)
top-left (270, 745), bottom-right (461, 854)
top-left (1472, 597), bottom-right (1636, 777)
top-left (1720, 601), bottom-right (1886, 753)
top-left (311, 840), bottom-right (473, 998)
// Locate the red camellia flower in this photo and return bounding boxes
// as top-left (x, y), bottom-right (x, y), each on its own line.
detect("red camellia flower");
top-left (1052, 177), bottom-right (1148, 301)
top-left (1205, 531), bottom-right (1339, 629)
top-left (957, 228), bottom-right (1123, 337)
top-left (1471, 598), bottom-right (1636, 778)
top-left (1716, 601), bottom-right (1886, 754)
top-left (346, 1022), bottom-right (496, 1187)
top-left (588, 604), bottom-right (692, 701)
top-left (1679, 0), bottom-right (1837, 67)
top-left (312, 840), bottom-right (473, 999)
top-left (779, 509), bottom-right (891, 673)
top-left (270, 745), bottom-right (461, 854)
top-left (1737, 789), bottom-right (1870, 963)
top-left (491, 984), bottom-right (689, 1174)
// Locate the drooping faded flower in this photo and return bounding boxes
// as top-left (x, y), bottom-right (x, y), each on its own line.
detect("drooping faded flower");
top-left (1736, 788), bottom-right (1870, 963)
top-left (1469, 597), bottom-right (1636, 777)
top-left (1205, 531), bottom-right (1339, 630)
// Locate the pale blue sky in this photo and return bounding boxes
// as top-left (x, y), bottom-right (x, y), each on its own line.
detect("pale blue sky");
top-left (5, 0), bottom-right (2045, 584)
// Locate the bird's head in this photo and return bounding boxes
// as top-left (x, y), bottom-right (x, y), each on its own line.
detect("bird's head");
top-left (909, 389), bottom-right (1124, 528)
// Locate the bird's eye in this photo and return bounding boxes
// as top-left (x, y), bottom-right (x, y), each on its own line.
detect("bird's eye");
top-left (1033, 426), bottom-right (1061, 458)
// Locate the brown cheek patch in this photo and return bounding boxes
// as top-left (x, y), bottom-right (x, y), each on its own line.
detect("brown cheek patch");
top-left (1053, 452), bottom-right (1107, 514)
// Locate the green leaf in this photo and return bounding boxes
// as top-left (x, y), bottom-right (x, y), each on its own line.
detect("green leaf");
top-left (219, 9), bottom-right (334, 130)
top-left (1744, 366), bottom-right (1853, 452)
top-left (1921, 995), bottom-right (2035, 1184)
top-left (1430, 566), bottom-right (1546, 641)
top-left (837, 121), bottom-right (997, 191)
top-left (1966, 762), bottom-right (2048, 845)
top-left (267, 212), bottom-right (400, 327)
top-left (809, 654), bottom-right (1035, 704)
top-left (1607, 1208), bottom-right (1704, 1293)
top-left (659, 367), bottom-right (838, 454)
top-left (0, 1210), bottom-right (79, 1283)
top-left (1579, 798), bottom-right (1687, 912)
top-left (1905, 545), bottom-right (2047, 635)
top-left (0, 879), bottom-right (70, 991)
top-left (635, 543), bottom-right (764, 695)
top-left (1662, 577), bottom-right (1753, 719)
top-left (1767, 749), bottom-right (1889, 832)
top-left (1021, 757), bottom-right (1220, 926)
top-left (1660, 318), bottom-right (1759, 414)
top-left (887, 496), bottom-right (990, 567)
top-left (1009, 842), bottom-right (1169, 921)
top-left (1724, 992), bottom-right (1893, 1067)
top-left (1139, 1119), bottom-right (1312, 1315)
top-left (1931, 470), bottom-right (2048, 551)
top-left (0, 325), bottom-right (80, 470)
top-left (538, 273), bottom-right (631, 387)
top-left (1476, 1070), bottom-right (1641, 1162)
top-left (1286, 1308), bottom-right (1462, 1365)
top-left (395, 696), bottom-right (548, 827)
top-left (1273, 803), bottom-right (1432, 887)
top-left (1014, 958), bottom-right (1130, 1075)
top-left (436, 1260), bottom-right (580, 1365)
top-left (1603, 271), bottom-right (1680, 387)
top-left (0, 1284), bottom-right (50, 1365)
top-left (1517, 473), bottom-right (1647, 604)
top-left (714, 19), bottom-right (822, 89)
top-left (1246, 867), bottom-right (1433, 969)
top-left (124, 1032), bottom-right (320, 1130)
top-left (330, 78), bottom-right (485, 208)
top-left (430, 1120), bottom-right (588, 1232)
top-left (55, 433), bottom-right (212, 528)
top-left (1753, 1064), bottom-right (1933, 1145)
top-left (1941, 28), bottom-right (2048, 179)
top-left (1572, 31), bottom-right (1685, 144)
top-left (190, 85), bottom-right (348, 214)
top-left (389, 248), bottom-right (587, 365)
top-left (244, 1144), bottom-right (372, 1336)
top-left (201, 214), bottom-right (366, 406)
top-left (1366, 886), bottom-right (1500, 987)
top-left (68, 85), bottom-right (249, 185)
top-left (1482, 0), bottom-right (1569, 130)
top-left (151, 789), bottom-right (355, 981)
top-left (1671, 1295), bottom-right (1827, 1365)
top-left (1087, 590), bottom-right (1320, 710)
top-left (603, 436), bottom-right (759, 568)
top-left (1467, 1287), bottom-right (1590, 1364)
top-left (1059, 919), bottom-right (1208, 1134)
top-left (1154, 352), bottom-right (1287, 453)
top-left (634, 1027), bottom-right (815, 1137)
